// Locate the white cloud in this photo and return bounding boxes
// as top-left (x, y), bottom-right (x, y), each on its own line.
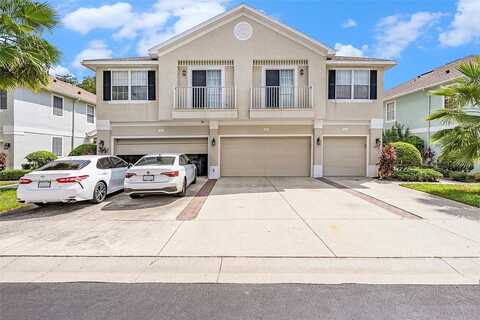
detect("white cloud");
top-left (334, 43), bottom-right (367, 57)
top-left (73, 40), bottom-right (112, 69)
top-left (439, 0), bottom-right (480, 47)
top-left (342, 19), bottom-right (357, 28)
top-left (63, 1), bottom-right (228, 55)
top-left (49, 65), bottom-right (71, 76)
top-left (373, 12), bottom-right (443, 58)
top-left (63, 2), bottom-right (133, 34)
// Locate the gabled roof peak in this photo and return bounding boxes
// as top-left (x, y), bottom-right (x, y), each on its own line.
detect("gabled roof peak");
top-left (148, 4), bottom-right (335, 57)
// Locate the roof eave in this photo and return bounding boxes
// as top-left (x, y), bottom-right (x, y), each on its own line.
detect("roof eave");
top-left (384, 77), bottom-right (460, 101)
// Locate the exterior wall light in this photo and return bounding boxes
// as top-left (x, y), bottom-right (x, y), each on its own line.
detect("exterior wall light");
top-left (299, 68), bottom-right (304, 76)
top-left (375, 138), bottom-right (381, 148)
top-left (211, 137), bottom-right (216, 146)
top-left (182, 69), bottom-right (187, 77)
top-left (3, 143), bottom-right (10, 150)
top-left (316, 137), bottom-right (321, 146)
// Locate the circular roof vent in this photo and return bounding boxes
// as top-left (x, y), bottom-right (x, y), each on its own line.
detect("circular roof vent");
top-left (233, 22), bottom-right (253, 41)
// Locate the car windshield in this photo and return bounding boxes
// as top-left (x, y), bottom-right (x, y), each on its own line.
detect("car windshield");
top-left (135, 156), bottom-right (176, 166)
top-left (38, 160), bottom-right (91, 171)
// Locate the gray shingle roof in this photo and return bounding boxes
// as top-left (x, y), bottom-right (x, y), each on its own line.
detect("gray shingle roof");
top-left (384, 55), bottom-right (479, 100)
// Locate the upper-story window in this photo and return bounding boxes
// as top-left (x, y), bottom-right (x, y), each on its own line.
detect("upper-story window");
top-left (131, 71), bottom-right (148, 100)
top-left (112, 71), bottom-right (129, 100)
top-left (0, 90), bottom-right (6, 110)
top-left (104, 70), bottom-right (156, 102)
top-left (87, 105), bottom-right (95, 123)
top-left (443, 96), bottom-right (452, 109)
top-left (385, 101), bottom-right (395, 122)
top-left (52, 95), bottom-right (63, 116)
top-left (329, 69), bottom-right (377, 101)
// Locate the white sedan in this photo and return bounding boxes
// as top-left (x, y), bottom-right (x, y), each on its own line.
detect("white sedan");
top-left (124, 153), bottom-right (197, 198)
top-left (17, 155), bottom-right (130, 204)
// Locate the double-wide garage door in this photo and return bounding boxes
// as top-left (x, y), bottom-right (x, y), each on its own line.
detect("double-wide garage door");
top-left (115, 138), bottom-right (208, 155)
top-left (323, 137), bottom-right (366, 176)
top-left (220, 137), bottom-right (311, 177)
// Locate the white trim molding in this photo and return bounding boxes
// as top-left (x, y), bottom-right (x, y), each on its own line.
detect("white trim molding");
top-left (384, 100), bottom-right (396, 123)
top-left (370, 118), bottom-right (384, 129)
top-left (96, 120), bottom-right (111, 131)
top-left (314, 120), bottom-right (324, 129)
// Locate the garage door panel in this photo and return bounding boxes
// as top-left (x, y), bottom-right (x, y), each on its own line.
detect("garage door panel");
top-left (221, 137), bottom-right (310, 177)
top-left (324, 137), bottom-right (366, 177)
top-left (115, 138), bottom-right (208, 155)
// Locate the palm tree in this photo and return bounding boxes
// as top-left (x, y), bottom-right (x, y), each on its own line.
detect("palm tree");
top-left (0, 0), bottom-right (60, 91)
top-left (427, 57), bottom-right (480, 167)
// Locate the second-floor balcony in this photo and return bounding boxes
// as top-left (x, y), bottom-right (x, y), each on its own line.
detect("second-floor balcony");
top-left (172, 86), bottom-right (237, 119)
top-left (250, 86), bottom-right (314, 119)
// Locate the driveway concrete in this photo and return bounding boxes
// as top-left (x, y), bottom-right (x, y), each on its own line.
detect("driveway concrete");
top-left (1, 176), bottom-right (479, 284)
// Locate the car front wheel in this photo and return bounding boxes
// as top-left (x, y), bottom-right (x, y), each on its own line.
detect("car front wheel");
top-left (91, 182), bottom-right (107, 203)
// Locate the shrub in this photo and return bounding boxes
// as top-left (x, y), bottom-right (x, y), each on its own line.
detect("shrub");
top-left (383, 122), bottom-right (410, 145)
top-left (474, 172), bottom-right (480, 182)
top-left (437, 153), bottom-right (474, 174)
top-left (390, 142), bottom-right (422, 168)
top-left (69, 144), bottom-right (96, 156)
top-left (0, 169), bottom-right (30, 181)
top-left (448, 171), bottom-right (469, 182)
top-left (377, 144), bottom-right (396, 179)
top-left (0, 152), bottom-right (6, 170)
top-left (393, 167), bottom-right (443, 182)
top-left (403, 135), bottom-right (425, 155)
top-left (24, 150), bottom-right (57, 169)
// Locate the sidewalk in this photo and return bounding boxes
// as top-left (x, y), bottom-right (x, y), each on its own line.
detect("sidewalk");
top-left (1, 256), bottom-right (479, 284)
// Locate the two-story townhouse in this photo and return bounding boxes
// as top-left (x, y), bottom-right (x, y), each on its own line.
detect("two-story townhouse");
top-left (0, 77), bottom-right (96, 169)
top-left (383, 55), bottom-right (480, 171)
top-left (83, 5), bottom-right (395, 179)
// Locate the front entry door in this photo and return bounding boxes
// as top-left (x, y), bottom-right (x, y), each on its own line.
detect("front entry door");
top-left (192, 70), bottom-right (206, 108)
top-left (265, 70), bottom-right (280, 108)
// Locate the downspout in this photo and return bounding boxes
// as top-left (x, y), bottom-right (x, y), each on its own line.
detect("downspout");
top-left (71, 92), bottom-right (81, 151)
top-left (427, 94), bottom-right (432, 148)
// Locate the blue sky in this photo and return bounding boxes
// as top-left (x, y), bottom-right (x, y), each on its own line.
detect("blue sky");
top-left (46, 0), bottom-right (479, 89)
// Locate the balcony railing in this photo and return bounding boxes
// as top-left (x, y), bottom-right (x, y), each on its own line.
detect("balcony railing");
top-left (251, 86), bottom-right (313, 109)
top-left (174, 87), bottom-right (236, 110)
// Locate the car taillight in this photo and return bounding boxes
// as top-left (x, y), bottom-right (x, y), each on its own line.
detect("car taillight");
top-left (162, 171), bottom-right (179, 177)
top-left (125, 172), bottom-right (136, 178)
top-left (19, 178), bottom-right (32, 184)
top-left (56, 175), bottom-right (89, 183)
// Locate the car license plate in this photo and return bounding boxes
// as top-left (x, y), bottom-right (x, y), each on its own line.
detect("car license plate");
top-left (38, 181), bottom-right (51, 188)
top-left (143, 175), bottom-right (154, 182)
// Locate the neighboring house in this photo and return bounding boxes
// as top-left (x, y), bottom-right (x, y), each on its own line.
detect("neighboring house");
top-left (82, 4), bottom-right (395, 179)
top-left (383, 55), bottom-right (480, 171)
top-left (0, 77), bottom-right (96, 169)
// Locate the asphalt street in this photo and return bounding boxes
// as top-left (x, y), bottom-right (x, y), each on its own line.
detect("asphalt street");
top-left (1, 283), bottom-right (479, 320)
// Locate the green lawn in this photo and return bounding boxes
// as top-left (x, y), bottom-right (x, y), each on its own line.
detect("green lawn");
top-left (0, 189), bottom-right (24, 213)
top-left (0, 181), bottom-right (17, 187)
top-left (401, 183), bottom-right (480, 208)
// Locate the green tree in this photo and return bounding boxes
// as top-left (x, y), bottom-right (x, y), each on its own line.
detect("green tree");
top-left (0, 0), bottom-right (60, 90)
top-left (78, 76), bottom-right (96, 94)
top-left (427, 57), bottom-right (480, 167)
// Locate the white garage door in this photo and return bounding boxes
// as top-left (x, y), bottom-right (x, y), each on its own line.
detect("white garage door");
top-left (323, 137), bottom-right (366, 176)
top-left (220, 137), bottom-right (311, 177)
top-left (115, 138), bottom-right (208, 155)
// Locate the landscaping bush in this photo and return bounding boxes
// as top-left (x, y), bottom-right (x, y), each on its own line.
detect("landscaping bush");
top-left (390, 142), bottom-right (422, 168)
top-left (474, 172), bottom-right (480, 182)
top-left (0, 169), bottom-right (30, 181)
top-left (0, 152), bottom-right (6, 170)
top-left (403, 135), bottom-right (425, 155)
top-left (448, 171), bottom-right (469, 182)
top-left (437, 153), bottom-right (474, 174)
top-left (393, 167), bottom-right (443, 182)
top-left (69, 144), bottom-right (96, 156)
top-left (377, 144), bottom-right (396, 179)
top-left (24, 150), bottom-right (57, 169)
